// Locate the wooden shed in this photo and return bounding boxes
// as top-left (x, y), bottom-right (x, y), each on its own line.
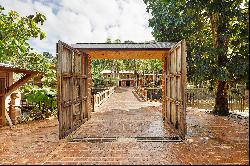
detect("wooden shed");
top-left (0, 63), bottom-right (40, 126)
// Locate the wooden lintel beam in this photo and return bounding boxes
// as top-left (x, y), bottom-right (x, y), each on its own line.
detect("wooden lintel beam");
top-left (5, 73), bottom-right (38, 97)
top-left (0, 66), bottom-right (38, 74)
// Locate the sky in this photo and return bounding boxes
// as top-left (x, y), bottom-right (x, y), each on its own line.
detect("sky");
top-left (0, 0), bottom-right (155, 55)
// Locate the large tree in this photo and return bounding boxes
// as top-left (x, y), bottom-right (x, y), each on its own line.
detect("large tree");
top-left (144, 0), bottom-right (249, 115)
top-left (0, 5), bottom-right (47, 72)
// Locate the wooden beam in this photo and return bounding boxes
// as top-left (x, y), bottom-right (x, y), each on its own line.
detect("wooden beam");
top-left (0, 65), bottom-right (39, 74)
top-left (5, 73), bottom-right (38, 97)
top-left (87, 50), bottom-right (167, 59)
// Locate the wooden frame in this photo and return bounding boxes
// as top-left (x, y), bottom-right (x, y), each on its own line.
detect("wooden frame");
top-left (57, 40), bottom-right (187, 139)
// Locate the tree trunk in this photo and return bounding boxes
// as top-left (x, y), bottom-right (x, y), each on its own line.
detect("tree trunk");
top-left (210, 11), bottom-right (229, 116)
top-left (213, 81), bottom-right (229, 115)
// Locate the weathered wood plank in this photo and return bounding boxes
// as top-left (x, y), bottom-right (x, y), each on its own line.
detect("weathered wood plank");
top-left (162, 54), bottom-right (167, 120)
top-left (180, 40), bottom-right (187, 139)
top-left (163, 40), bottom-right (187, 139)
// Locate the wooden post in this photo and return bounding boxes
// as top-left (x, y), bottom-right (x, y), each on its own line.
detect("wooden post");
top-left (86, 54), bottom-right (93, 118)
top-left (162, 58), bottom-right (166, 120)
top-left (166, 51), bottom-right (171, 122)
top-left (0, 95), bottom-right (5, 126)
top-left (180, 40), bottom-right (187, 138)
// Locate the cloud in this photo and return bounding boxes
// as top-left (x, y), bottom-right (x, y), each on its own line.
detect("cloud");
top-left (0, 0), bottom-right (154, 55)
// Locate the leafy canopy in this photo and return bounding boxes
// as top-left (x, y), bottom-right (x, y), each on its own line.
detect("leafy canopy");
top-left (144, 0), bottom-right (249, 87)
top-left (0, 6), bottom-right (57, 120)
top-left (0, 5), bottom-right (47, 72)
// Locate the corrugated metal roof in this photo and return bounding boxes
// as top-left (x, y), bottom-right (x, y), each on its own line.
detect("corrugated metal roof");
top-left (71, 42), bottom-right (176, 50)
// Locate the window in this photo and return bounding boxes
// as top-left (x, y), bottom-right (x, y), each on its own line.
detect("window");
top-left (108, 75), bottom-right (110, 77)
top-left (127, 75), bottom-right (129, 78)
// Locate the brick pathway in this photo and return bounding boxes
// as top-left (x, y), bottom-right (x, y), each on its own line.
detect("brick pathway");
top-left (0, 87), bottom-right (249, 165)
top-left (44, 87), bottom-right (249, 165)
top-left (73, 87), bottom-right (177, 138)
top-left (0, 118), bottom-right (60, 165)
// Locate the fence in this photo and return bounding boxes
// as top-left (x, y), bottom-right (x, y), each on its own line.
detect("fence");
top-left (93, 86), bottom-right (115, 108)
top-left (146, 88), bottom-right (162, 101)
top-left (134, 86), bottom-right (249, 113)
top-left (92, 88), bottom-right (108, 95)
top-left (133, 86), bottom-right (148, 101)
top-left (186, 88), bottom-right (249, 113)
top-left (133, 86), bottom-right (162, 102)
top-left (186, 88), bottom-right (215, 109)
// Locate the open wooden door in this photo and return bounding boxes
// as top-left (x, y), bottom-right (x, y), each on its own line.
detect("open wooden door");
top-left (163, 40), bottom-right (187, 139)
top-left (57, 41), bottom-right (89, 139)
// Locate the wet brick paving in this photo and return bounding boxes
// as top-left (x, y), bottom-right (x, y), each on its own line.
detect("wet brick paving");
top-left (73, 87), bottom-right (177, 138)
top-left (0, 87), bottom-right (249, 165)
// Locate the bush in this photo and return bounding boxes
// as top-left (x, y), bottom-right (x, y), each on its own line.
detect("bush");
top-left (21, 85), bottom-right (57, 121)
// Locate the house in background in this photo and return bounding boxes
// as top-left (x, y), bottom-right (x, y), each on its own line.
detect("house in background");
top-left (118, 70), bottom-right (139, 87)
top-left (100, 70), bottom-right (162, 87)
top-left (101, 70), bottom-right (138, 87)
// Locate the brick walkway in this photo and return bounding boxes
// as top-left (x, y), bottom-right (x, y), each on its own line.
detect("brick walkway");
top-left (0, 118), bottom-right (60, 165)
top-left (73, 87), bottom-right (177, 138)
top-left (0, 87), bottom-right (249, 165)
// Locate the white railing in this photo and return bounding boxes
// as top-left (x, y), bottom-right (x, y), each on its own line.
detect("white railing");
top-left (94, 86), bottom-right (116, 108)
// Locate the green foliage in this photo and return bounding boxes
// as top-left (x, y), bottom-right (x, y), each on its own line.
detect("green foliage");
top-left (143, 0), bottom-right (249, 87)
top-left (92, 76), bottom-right (119, 88)
top-left (0, 6), bottom-right (57, 120)
top-left (21, 85), bottom-right (57, 120)
top-left (18, 51), bottom-right (57, 120)
top-left (104, 77), bottom-right (119, 87)
top-left (0, 5), bottom-right (46, 70)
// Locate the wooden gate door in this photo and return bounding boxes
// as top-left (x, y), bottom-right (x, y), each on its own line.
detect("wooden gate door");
top-left (163, 40), bottom-right (187, 139)
top-left (57, 41), bottom-right (89, 139)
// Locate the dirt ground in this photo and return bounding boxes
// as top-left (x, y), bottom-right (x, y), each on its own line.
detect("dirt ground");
top-left (0, 87), bottom-right (248, 165)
